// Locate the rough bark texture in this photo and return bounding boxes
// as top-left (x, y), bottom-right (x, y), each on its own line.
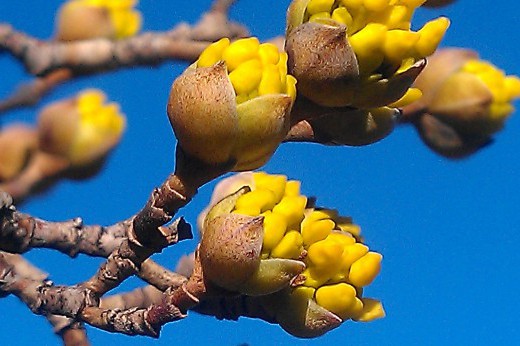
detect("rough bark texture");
top-left (0, 252), bottom-right (90, 346)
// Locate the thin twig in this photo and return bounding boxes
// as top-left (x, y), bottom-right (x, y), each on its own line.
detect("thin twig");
top-left (0, 252), bottom-right (90, 346)
top-left (0, 194), bottom-right (189, 290)
top-left (0, 69), bottom-right (72, 114)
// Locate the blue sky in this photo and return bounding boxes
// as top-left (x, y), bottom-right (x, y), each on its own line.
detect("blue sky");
top-left (1, 1), bottom-right (519, 345)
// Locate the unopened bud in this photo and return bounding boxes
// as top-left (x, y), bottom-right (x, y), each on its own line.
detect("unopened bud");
top-left (285, 0), bottom-right (449, 108)
top-left (199, 172), bottom-right (384, 337)
top-left (37, 89), bottom-right (126, 167)
top-left (167, 37), bottom-right (296, 171)
top-left (410, 48), bottom-right (520, 157)
top-left (200, 187), bottom-right (305, 295)
top-left (55, 0), bottom-right (141, 41)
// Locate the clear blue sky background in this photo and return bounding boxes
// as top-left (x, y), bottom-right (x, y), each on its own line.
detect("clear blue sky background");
top-left (1, 1), bottom-right (519, 345)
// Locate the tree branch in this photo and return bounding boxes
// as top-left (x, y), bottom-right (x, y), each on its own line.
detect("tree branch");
top-left (0, 191), bottom-right (189, 291)
top-left (0, 252), bottom-right (90, 346)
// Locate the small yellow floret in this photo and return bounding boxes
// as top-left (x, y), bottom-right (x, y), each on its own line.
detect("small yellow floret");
top-left (232, 206), bottom-right (261, 216)
top-left (349, 23), bottom-right (387, 75)
top-left (307, 209), bottom-right (339, 221)
top-left (270, 230), bottom-right (304, 259)
top-left (289, 286), bottom-right (316, 306)
top-left (315, 283), bottom-right (362, 319)
top-left (197, 38), bottom-right (230, 68)
top-left (309, 12), bottom-right (331, 22)
top-left (414, 17), bottom-right (450, 57)
top-left (222, 37), bottom-right (260, 71)
top-left (253, 172), bottom-right (287, 203)
top-left (349, 252), bottom-right (382, 287)
top-left (272, 195), bottom-right (307, 227)
top-left (262, 212), bottom-right (288, 253)
top-left (301, 218), bottom-right (335, 245)
top-left (341, 243), bottom-right (369, 268)
top-left (235, 188), bottom-right (277, 213)
top-left (284, 180), bottom-right (301, 197)
top-left (327, 231), bottom-right (356, 246)
top-left (383, 30), bottom-right (419, 63)
top-left (229, 59), bottom-right (263, 95)
top-left (258, 43), bottom-right (281, 65)
top-left (307, 0), bottom-right (335, 15)
top-left (258, 65), bottom-right (283, 96)
top-left (308, 238), bottom-right (344, 268)
top-left (332, 7), bottom-right (353, 27)
top-left (285, 75), bottom-right (298, 101)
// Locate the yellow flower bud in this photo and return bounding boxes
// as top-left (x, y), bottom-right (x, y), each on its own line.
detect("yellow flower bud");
top-left (409, 48), bottom-right (520, 158)
top-left (200, 188), bottom-right (306, 296)
top-left (167, 38), bottom-right (296, 171)
top-left (349, 252), bottom-right (382, 287)
top-left (272, 195), bottom-right (308, 227)
top-left (271, 230), bottom-right (305, 259)
top-left (55, 0), bottom-right (142, 41)
top-left (262, 212), bottom-right (288, 253)
top-left (315, 283), bottom-right (361, 320)
top-left (37, 89), bottom-right (125, 167)
top-left (286, 0), bottom-right (449, 108)
top-left (301, 217), bottom-right (335, 245)
top-left (0, 125), bottom-right (38, 181)
top-left (199, 172), bottom-right (384, 337)
top-left (253, 172), bottom-right (287, 203)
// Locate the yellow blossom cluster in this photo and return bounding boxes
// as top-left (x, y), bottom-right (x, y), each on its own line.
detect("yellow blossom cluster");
top-left (38, 89), bottom-right (126, 167)
top-left (231, 172), bottom-right (384, 321)
top-left (461, 60), bottom-right (520, 121)
top-left (58, 0), bottom-right (141, 40)
top-left (84, 0), bottom-right (140, 38)
top-left (305, 0), bottom-right (449, 76)
top-left (292, 0), bottom-right (448, 108)
top-left (73, 90), bottom-right (126, 162)
top-left (196, 38), bottom-right (297, 104)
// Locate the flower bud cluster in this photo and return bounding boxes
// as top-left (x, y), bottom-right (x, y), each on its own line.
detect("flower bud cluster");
top-left (410, 49), bottom-right (520, 157)
top-left (305, 0), bottom-right (449, 75)
top-left (200, 172), bottom-right (383, 338)
top-left (168, 38), bottom-right (296, 171)
top-left (460, 60), bottom-right (520, 126)
top-left (286, 0), bottom-right (450, 108)
top-left (56, 0), bottom-right (141, 41)
top-left (197, 38), bottom-right (297, 104)
top-left (234, 172), bottom-right (382, 320)
top-left (38, 89), bottom-right (126, 167)
top-left (0, 90), bottom-right (125, 184)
